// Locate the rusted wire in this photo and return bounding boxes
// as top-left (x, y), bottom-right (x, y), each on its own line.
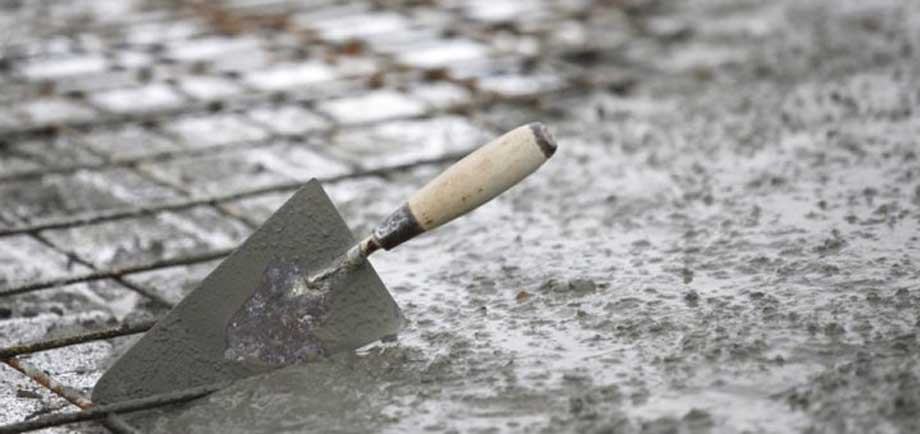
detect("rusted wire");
top-left (2, 358), bottom-right (95, 408)
top-left (0, 118), bottom-right (335, 183)
top-left (1, 358), bottom-right (142, 434)
top-left (0, 2), bottom-right (590, 434)
top-left (0, 249), bottom-right (232, 298)
top-left (0, 320), bottom-right (156, 359)
top-left (0, 148), bottom-right (470, 239)
top-left (0, 151), bottom-right (470, 301)
top-left (0, 381), bottom-right (230, 434)
top-left (0, 75), bottom-right (459, 183)
top-left (0, 321), bottom-right (158, 432)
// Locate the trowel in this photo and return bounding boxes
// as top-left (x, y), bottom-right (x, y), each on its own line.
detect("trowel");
top-left (93, 123), bottom-right (557, 404)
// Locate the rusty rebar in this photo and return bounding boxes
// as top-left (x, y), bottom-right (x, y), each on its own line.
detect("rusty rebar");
top-left (0, 381), bottom-right (229, 434)
top-left (0, 249), bottom-right (232, 298)
top-left (0, 147), bottom-right (471, 238)
top-left (0, 85), bottom-right (458, 185)
top-left (0, 320), bottom-right (156, 359)
top-left (1, 357), bottom-right (142, 434)
top-left (2, 357), bottom-right (94, 408)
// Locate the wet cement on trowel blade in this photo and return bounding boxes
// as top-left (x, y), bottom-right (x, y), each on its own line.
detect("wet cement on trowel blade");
top-left (225, 260), bottom-right (327, 364)
top-left (225, 257), bottom-right (383, 365)
top-left (92, 179), bottom-right (403, 404)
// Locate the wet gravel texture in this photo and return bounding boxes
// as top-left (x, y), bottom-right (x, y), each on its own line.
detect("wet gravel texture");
top-left (2, 0), bottom-right (920, 432)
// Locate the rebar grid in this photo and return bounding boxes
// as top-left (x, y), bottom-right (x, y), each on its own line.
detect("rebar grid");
top-left (0, 80), bottom-right (565, 184)
top-left (0, 141), bottom-right (481, 236)
top-left (0, 129), bottom-right (484, 433)
top-left (0, 0), bottom-right (622, 431)
top-left (0, 105), bottom-right (529, 432)
top-left (0, 321), bottom-right (157, 360)
top-left (0, 323), bottom-right (157, 434)
top-left (1, 359), bottom-right (144, 434)
top-left (0, 381), bottom-right (229, 434)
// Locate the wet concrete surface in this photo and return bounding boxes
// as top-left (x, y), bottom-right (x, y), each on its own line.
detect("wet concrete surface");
top-left (2, 0), bottom-right (920, 432)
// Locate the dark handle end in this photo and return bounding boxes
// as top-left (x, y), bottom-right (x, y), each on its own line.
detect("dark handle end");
top-left (371, 203), bottom-right (424, 250)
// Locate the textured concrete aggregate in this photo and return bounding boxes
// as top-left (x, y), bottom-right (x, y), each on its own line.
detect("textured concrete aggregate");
top-left (2, 0), bottom-right (920, 432)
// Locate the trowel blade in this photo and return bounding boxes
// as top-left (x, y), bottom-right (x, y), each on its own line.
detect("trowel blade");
top-left (93, 179), bottom-right (403, 404)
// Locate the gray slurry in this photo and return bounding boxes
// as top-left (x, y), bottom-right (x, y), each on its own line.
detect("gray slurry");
top-left (2, 0), bottom-right (920, 432)
top-left (122, 1), bottom-right (920, 432)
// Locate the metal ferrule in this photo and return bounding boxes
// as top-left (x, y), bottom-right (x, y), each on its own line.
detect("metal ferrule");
top-left (357, 236), bottom-right (382, 257)
top-left (371, 203), bottom-right (425, 251)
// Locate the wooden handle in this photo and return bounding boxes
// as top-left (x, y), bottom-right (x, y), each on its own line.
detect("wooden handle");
top-left (371, 123), bottom-right (557, 251)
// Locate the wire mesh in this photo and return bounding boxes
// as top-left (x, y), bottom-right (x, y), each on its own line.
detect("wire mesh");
top-left (0, 0), bottom-right (599, 431)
